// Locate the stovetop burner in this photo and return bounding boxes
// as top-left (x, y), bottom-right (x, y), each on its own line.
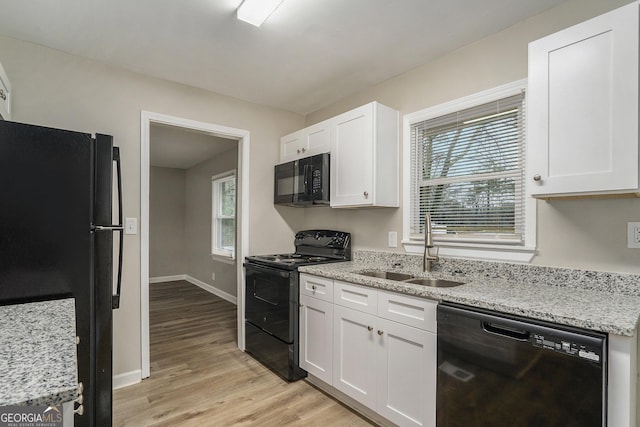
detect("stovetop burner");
top-left (245, 230), bottom-right (351, 270)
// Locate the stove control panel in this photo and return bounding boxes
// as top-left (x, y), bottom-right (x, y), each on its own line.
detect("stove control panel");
top-left (295, 230), bottom-right (350, 249)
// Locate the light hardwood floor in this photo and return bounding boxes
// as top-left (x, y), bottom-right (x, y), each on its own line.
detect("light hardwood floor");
top-left (113, 280), bottom-right (375, 426)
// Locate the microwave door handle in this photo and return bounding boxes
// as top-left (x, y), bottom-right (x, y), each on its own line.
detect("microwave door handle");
top-left (304, 164), bottom-right (311, 198)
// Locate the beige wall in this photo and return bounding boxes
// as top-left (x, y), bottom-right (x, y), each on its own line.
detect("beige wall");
top-left (149, 167), bottom-right (186, 277)
top-left (0, 35), bottom-right (305, 378)
top-left (185, 149), bottom-right (239, 296)
top-left (301, 0), bottom-right (640, 274)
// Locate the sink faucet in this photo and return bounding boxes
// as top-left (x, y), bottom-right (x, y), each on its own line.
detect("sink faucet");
top-left (423, 212), bottom-right (439, 272)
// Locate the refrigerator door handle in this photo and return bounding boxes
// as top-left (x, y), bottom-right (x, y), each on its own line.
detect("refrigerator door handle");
top-left (93, 147), bottom-right (124, 309)
top-left (111, 147), bottom-right (123, 309)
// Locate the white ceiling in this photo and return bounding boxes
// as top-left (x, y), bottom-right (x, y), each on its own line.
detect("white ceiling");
top-left (0, 0), bottom-right (568, 115)
top-left (150, 123), bottom-right (237, 169)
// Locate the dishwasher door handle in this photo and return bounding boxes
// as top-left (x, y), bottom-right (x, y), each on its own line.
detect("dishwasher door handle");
top-left (482, 321), bottom-right (530, 341)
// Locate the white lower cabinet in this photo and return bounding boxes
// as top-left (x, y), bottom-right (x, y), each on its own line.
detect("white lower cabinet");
top-left (377, 318), bottom-right (435, 427)
top-left (333, 304), bottom-right (378, 409)
top-left (300, 273), bottom-right (436, 427)
top-left (300, 294), bottom-right (333, 384)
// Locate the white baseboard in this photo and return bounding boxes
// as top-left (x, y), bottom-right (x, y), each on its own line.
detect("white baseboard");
top-left (185, 275), bottom-right (237, 305)
top-left (148, 274), bottom-right (237, 305)
top-left (113, 369), bottom-right (142, 390)
top-left (149, 274), bottom-right (186, 284)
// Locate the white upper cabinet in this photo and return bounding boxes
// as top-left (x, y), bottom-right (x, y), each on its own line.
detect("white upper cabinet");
top-left (331, 102), bottom-right (399, 207)
top-left (0, 60), bottom-right (11, 120)
top-left (279, 120), bottom-right (331, 163)
top-left (528, 2), bottom-right (639, 198)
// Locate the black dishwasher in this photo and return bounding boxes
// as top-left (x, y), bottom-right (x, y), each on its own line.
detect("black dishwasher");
top-left (437, 303), bottom-right (607, 427)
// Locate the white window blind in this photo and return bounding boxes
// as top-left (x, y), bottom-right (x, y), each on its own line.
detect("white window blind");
top-left (212, 171), bottom-right (236, 258)
top-left (410, 92), bottom-right (526, 244)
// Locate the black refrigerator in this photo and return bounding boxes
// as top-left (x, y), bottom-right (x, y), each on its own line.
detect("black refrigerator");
top-left (0, 120), bottom-right (123, 427)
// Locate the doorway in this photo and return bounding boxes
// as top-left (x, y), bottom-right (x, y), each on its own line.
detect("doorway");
top-left (140, 111), bottom-right (249, 378)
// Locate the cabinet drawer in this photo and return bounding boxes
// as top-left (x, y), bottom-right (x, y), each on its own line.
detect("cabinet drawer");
top-left (300, 274), bottom-right (333, 302)
top-left (334, 281), bottom-right (377, 315)
top-left (378, 290), bottom-right (437, 332)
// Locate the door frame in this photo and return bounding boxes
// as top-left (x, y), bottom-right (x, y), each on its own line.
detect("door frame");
top-left (140, 111), bottom-right (249, 378)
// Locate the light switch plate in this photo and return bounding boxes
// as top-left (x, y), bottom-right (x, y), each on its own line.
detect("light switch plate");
top-left (125, 217), bottom-right (138, 235)
top-left (627, 222), bottom-right (640, 249)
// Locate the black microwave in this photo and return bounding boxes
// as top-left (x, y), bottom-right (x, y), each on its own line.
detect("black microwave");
top-left (274, 153), bottom-right (330, 206)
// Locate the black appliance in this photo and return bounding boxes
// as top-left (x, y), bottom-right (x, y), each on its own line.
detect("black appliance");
top-left (437, 303), bottom-right (607, 427)
top-left (0, 120), bottom-right (123, 427)
top-left (274, 153), bottom-right (329, 206)
top-left (244, 230), bottom-right (351, 381)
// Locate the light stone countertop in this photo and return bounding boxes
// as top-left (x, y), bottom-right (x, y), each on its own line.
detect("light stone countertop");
top-left (299, 255), bottom-right (640, 337)
top-left (0, 298), bottom-right (78, 406)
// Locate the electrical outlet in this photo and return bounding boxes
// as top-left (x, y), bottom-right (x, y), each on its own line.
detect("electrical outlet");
top-left (627, 222), bottom-right (640, 249)
top-left (388, 231), bottom-right (398, 248)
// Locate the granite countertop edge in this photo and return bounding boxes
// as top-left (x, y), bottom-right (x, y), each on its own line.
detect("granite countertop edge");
top-left (0, 298), bottom-right (79, 407)
top-left (299, 262), bottom-right (640, 337)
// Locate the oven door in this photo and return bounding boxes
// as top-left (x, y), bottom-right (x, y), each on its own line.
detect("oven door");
top-left (244, 263), bottom-right (295, 343)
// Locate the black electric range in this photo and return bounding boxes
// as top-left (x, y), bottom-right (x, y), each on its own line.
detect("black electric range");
top-left (244, 230), bottom-right (351, 381)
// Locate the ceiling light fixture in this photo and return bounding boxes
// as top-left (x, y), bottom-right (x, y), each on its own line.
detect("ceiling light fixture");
top-left (236, 0), bottom-right (285, 27)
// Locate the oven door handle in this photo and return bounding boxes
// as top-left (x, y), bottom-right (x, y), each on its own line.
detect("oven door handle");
top-left (244, 263), bottom-right (292, 278)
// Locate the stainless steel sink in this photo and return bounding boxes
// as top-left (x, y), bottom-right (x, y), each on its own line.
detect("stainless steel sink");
top-left (358, 270), bottom-right (414, 281)
top-left (404, 278), bottom-right (465, 288)
top-left (357, 270), bottom-right (465, 288)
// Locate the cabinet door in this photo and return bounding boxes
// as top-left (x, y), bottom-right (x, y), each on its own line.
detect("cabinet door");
top-left (331, 103), bottom-right (374, 206)
top-left (300, 294), bottom-right (333, 384)
top-left (280, 129), bottom-right (306, 162)
top-left (304, 121), bottom-right (331, 157)
top-left (377, 318), bottom-right (436, 427)
top-left (528, 2), bottom-right (639, 196)
top-left (333, 305), bottom-right (377, 410)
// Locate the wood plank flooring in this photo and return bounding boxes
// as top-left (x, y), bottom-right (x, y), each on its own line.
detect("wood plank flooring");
top-left (113, 280), bottom-right (375, 426)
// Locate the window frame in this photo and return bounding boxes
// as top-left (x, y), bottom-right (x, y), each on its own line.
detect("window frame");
top-left (402, 79), bottom-right (536, 262)
top-left (211, 169), bottom-right (236, 261)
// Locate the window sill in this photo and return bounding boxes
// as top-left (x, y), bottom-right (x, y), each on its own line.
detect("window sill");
top-left (211, 252), bottom-right (236, 264)
top-left (402, 239), bottom-right (536, 263)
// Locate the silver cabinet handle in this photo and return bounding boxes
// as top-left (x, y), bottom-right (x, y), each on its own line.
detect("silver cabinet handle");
top-left (301, 147), bottom-right (306, 152)
top-left (363, 191), bottom-right (369, 197)
top-left (367, 326), bottom-right (373, 332)
top-left (0, 89), bottom-right (5, 100)
top-left (533, 175), bottom-right (541, 182)
top-left (377, 330), bottom-right (384, 336)
top-left (297, 149), bottom-right (301, 154)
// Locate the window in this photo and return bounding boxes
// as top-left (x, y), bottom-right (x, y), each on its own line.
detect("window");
top-left (212, 170), bottom-right (236, 260)
top-left (403, 80), bottom-right (535, 262)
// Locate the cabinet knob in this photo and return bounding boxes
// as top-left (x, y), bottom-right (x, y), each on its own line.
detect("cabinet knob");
top-left (301, 147), bottom-right (306, 153)
top-left (377, 330), bottom-right (384, 336)
top-left (297, 149), bottom-right (301, 154)
top-left (311, 285), bottom-right (316, 291)
top-left (0, 89), bottom-right (5, 101)
top-left (363, 191), bottom-right (369, 198)
top-left (533, 174), bottom-right (542, 182)
top-left (367, 326), bottom-right (373, 332)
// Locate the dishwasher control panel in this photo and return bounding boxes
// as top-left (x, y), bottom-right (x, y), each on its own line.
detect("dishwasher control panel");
top-left (532, 333), bottom-right (602, 363)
